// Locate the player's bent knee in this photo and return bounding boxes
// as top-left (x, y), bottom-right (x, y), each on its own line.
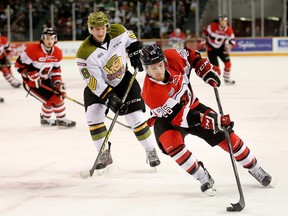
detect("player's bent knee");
top-left (218, 132), bottom-right (242, 153)
top-left (159, 130), bottom-right (184, 155)
top-left (45, 94), bottom-right (63, 107)
top-left (224, 61), bottom-right (231, 71)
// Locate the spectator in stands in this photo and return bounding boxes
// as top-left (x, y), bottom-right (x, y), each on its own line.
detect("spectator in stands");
top-left (169, 27), bottom-right (186, 49)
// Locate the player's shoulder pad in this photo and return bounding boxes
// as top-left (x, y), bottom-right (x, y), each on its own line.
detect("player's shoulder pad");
top-left (163, 48), bottom-right (178, 60)
top-left (25, 43), bottom-right (39, 51)
top-left (24, 43), bottom-right (41, 57)
top-left (76, 36), bottom-right (97, 60)
top-left (109, 24), bottom-right (126, 39)
top-left (54, 46), bottom-right (63, 60)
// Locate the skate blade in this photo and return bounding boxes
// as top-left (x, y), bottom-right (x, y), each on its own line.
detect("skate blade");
top-left (96, 165), bottom-right (112, 176)
top-left (205, 187), bottom-right (217, 197)
top-left (57, 126), bottom-right (75, 129)
top-left (41, 124), bottom-right (57, 127)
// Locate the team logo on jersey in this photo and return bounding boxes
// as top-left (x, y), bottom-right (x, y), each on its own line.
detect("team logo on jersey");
top-left (104, 54), bottom-right (124, 80)
top-left (180, 90), bottom-right (189, 106)
top-left (39, 56), bottom-right (58, 62)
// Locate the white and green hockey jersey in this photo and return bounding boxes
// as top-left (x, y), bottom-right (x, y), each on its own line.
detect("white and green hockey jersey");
top-left (76, 24), bottom-right (138, 99)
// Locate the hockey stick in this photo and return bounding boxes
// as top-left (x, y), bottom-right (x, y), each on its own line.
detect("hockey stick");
top-left (40, 84), bottom-right (131, 129)
top-left (213, 87), bottom-right (245, 212)
top-left (80, 68), bottom-right (138, 179)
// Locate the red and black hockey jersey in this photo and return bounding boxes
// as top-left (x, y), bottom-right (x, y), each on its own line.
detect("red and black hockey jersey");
top-left (203, 22), bottom-right (236, 50)
top-left (15, 43), bottom-right (63, 83)
top-left (0, 36), bottom-right (11, 60)
top-left (142, 48), bottom-right (202, 128)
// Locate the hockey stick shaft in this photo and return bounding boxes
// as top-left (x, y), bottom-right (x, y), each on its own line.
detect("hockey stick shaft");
top-left (213, 87), bottom-right (245, 211)
top-left (88, 68), bottom-right (138, 177)
top-left (40, 84), bottom-right (131, 129)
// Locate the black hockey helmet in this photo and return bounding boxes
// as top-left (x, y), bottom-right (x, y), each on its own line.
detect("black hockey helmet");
top-left (41, 27), bottom-right (57, 42)
top-left (218, 14), bottom-right (228, 21)
top-left (140, 44), bottom-right (165, 66)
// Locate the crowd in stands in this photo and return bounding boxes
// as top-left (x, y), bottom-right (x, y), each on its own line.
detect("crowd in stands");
top-left (0, 0), bottom-right (53, 41)
top-left (0, 0), bottom-right (193, 41)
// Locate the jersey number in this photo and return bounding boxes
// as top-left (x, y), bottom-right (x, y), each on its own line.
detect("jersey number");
top-left (81, 67), bottom-right (97, 90)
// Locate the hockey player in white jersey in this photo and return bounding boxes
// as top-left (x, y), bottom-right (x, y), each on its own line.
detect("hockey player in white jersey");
top-left (76, 11), bottom-right (161, 171)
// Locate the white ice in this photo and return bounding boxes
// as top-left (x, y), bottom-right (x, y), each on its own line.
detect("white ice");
top-left (0, 56), bottom-right (287, 216)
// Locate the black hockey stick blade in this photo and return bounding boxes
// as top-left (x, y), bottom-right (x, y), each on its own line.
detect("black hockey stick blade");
top-left (227, 197), bottom-right (245, 212)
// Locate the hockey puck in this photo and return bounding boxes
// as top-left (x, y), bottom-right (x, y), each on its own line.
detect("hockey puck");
top-left (0, 98), bottom-right (4, 103)
top-left (80, 170), bottom-right (91, 179)
top-left (226, 206), bottom-right (237, 212)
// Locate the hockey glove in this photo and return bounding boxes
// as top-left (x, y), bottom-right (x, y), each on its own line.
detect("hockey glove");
top-left (54, 81), bottom-right (67, 98)
top-left (201, 109), bottom-right (232, 132)
top-left (195, 58), bottom-right (221, 87)
top-left (126, 41), bottom-right (144, 71)
top-left (107, 93), bottom-right (128, 116)
top-left (27, 71), bottom-right (41, 88)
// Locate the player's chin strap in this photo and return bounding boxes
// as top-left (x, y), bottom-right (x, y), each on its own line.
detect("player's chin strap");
top-left (213, 84), bottom-right (245, 212)
top-left (40, 83), bottom-right (131, 129)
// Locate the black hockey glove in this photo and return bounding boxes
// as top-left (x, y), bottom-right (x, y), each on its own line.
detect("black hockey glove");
top-left (126, 41), bottom-right (144, 71)
top-left (107, 93), bottom-right (128, 116)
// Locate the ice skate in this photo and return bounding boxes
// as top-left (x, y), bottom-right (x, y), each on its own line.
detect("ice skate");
top-left (40, 114), bottom-right (57, 126)
top-left (95, 144), bottom-right (113, 173)
top-left (198, 162), bottom-right (217, 196)
top-left (56, 118), bottom-right (76, 128)
top-left (224, 78), bottom-right (235, 85)
top-left (249, 166), bottom-right (272, 186)
top-left (9, 77), bottom-right (21, 88)
top-left (223, 71), bottom-right (235, 85)
top-left (146, 148), bottom-right (161, 167)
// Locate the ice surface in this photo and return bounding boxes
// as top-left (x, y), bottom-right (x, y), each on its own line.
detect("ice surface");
top-left (0, 56), bottom-right (287, 216)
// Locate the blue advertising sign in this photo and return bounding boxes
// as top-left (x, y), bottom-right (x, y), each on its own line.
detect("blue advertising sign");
top-left (278, 39), bottom-right (288, 48)
top-left (233, 38), bottom-right (273, 52)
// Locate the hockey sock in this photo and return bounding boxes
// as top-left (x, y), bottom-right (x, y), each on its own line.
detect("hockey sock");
top-left (41, 104), bottom-right (53, 119)
top-left (89, 123), bottom-right (109, 152)
top-left (133, 122), bottom-right (155, 151)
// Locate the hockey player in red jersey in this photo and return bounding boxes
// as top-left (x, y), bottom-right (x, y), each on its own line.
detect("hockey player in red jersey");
top-left (0, 33), bottom-right (21, 88)
top-left (140, 44), bottom-right (271, 194)
top-left (15, 28), bottom-right (76, 128)
top-left (202, 15), bottom-right (236, 84)
top-left (169, 28), bottom-right (186, 49)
